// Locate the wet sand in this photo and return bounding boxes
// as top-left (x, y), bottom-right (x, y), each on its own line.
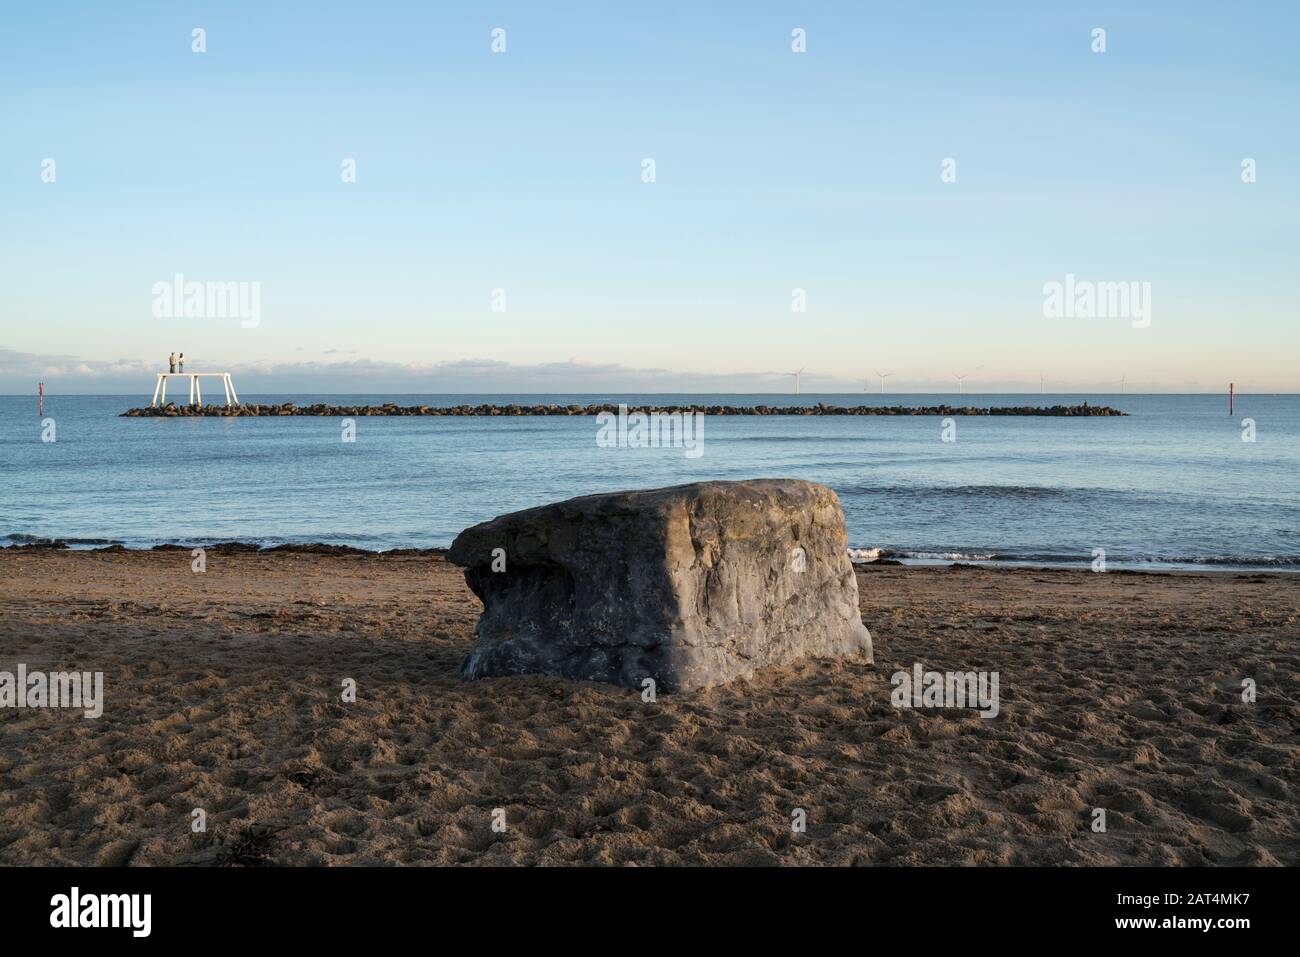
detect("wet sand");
top-left (1, 548), bottom-right (1296, 866)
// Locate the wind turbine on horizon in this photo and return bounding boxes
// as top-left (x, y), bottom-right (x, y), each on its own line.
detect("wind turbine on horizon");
top-left (954, 365), bottom-right (983, 396)
top-left (873, 370), bottom-right (893, 394)
top-left (786, 367), bottom-right (805, 395)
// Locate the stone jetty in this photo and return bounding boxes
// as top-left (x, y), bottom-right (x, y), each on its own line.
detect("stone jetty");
top-left (122, 401), bottom-right (1125, 417)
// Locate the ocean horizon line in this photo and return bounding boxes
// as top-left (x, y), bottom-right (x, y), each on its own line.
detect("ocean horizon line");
top-left (5, 390), bottom-right (1292, 398)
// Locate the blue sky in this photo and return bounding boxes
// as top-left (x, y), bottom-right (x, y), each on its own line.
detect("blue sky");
top-left (2, 1), bottom-right (1297, 393)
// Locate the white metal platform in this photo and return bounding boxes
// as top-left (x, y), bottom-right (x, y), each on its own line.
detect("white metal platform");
top-left (150, 372), bottom-right (240, 408)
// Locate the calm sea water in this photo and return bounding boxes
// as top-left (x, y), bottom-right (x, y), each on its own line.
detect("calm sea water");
top-left (3, 393), bottom-right (1297, 570)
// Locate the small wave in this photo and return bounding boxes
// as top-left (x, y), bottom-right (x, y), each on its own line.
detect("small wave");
top-left (847, 546), bottom-right (1300, 569)
top-left (1129, 554), bottom-right (1300, 568)
top-left (1, 533), bottom-right (124, 547)
top-left (852, 484), bottom-right (1072, 500)
top-left (985, 551), bottom-right (1300, 568)
top-left (847, 547), bottom-right (883, 562)
top-left (884, 549), bottom-right (999, 561)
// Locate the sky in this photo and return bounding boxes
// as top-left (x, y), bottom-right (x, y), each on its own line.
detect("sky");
top-left (2, 1), bottom-right (1297, 394)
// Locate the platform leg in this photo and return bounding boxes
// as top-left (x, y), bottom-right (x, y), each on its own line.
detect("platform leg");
top-left (160, 377), bottom-right (167, 405)
top-left (151, 376), bottom-right (162, 408)
top-left (195, 377), bottom-right (202, 407)
top-left (226, 375), bottom-right (240, 405)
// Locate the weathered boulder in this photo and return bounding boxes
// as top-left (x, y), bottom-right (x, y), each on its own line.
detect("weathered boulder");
top-left (447, 479), bottom-right (872, 691)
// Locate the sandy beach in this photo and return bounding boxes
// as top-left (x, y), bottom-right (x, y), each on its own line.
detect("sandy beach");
top-left (1, 547), bottom-right (1296, 866)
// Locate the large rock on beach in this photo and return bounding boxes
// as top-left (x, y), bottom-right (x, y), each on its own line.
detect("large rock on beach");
top-left (447, 479), bottom-right (872, 691)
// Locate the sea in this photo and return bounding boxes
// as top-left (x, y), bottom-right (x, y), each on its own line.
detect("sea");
top-left (2, 393), bottom-right (1297, 571)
